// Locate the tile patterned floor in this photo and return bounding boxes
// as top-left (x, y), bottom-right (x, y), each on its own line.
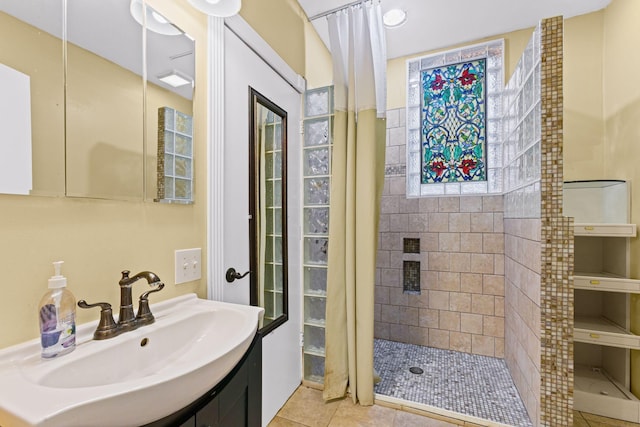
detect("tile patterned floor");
top-left (270, 386), bottom-right (640, 427)
top-left (373, 339), bottom-right (532, 426)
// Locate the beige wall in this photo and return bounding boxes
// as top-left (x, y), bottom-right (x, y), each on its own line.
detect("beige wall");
top-left (598, 0), bottom-right (640, 396)
top-left (564, 11), bottom-right (606, 181)
top-left (304, 20), bottom-right (332, 89)
top-left (240, 0), bottom-right (306, 76)
top-left (0, 0), bottom-right (207, 350)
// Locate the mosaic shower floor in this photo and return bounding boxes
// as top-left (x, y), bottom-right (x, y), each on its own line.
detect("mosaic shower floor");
top-left (374, 339), bottom-right (533, 427)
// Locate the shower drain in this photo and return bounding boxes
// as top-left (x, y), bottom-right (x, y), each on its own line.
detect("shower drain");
top-left (409, 367), bottom-right (424, 375)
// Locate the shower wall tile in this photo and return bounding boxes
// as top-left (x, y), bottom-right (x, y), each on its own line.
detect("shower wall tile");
top-left (375, 107), bottom-right (506, 358)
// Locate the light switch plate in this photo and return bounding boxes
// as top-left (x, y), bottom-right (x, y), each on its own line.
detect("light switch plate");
top-left (175, 248), bottom-right (201, 284)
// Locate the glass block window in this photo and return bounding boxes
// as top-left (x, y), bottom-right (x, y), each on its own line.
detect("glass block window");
top-left (421, 59), bottom-right (486, 184)
top-left (503, 25), bottom-right (542, 219)
top-left (406, 39), bottom-right (504, 197)
top-left (157, 107), bottom-right (194, 203)
top-left (302, 86), bottom-right (333, 384)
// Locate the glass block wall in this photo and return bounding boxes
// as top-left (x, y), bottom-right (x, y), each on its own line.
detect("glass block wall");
top-left (302, 86), bottom-right (333, 383)
top-left (406, 40), bottom-right (504, 197)
top-left (156, 106), bottom-right (194, 203)
top-left (502, 25), bottom-right (542, 219)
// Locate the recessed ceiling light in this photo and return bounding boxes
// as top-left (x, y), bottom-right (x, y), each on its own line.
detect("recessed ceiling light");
top-left (383, 9), bottom-right (407, 28)
top-left (157, 71), bottom-right (193, 88)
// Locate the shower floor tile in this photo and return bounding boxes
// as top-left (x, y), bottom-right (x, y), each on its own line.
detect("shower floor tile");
top-left (374, 339), bottom-right (533, 427)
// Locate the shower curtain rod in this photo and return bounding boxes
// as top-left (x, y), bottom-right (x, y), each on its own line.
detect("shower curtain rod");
top-left (307, 0), bottom-right (378, 21)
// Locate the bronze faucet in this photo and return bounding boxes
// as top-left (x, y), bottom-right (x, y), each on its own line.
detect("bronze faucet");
top-left (78, 270), bottom-right (164, 340)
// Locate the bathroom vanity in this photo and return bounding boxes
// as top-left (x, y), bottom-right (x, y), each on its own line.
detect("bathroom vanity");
top-left (144, 332), bottom-right (262, 427)
top-left (566, 181), bottom-right (640, 422)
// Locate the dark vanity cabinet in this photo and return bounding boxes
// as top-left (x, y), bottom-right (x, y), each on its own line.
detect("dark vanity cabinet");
top-left (144, 333), bottom-right (262, 427)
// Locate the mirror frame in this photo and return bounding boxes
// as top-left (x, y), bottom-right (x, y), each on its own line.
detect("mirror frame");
top-left (249, 87), bottom-right (288, 335)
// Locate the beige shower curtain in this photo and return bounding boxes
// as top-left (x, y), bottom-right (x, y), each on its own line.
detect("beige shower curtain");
top-left (323, 2), bottom-right (387, 406)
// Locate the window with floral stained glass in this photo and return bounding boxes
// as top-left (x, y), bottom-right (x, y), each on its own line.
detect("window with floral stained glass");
top-left (405, 39), bottom-right (503, 197)
top-left (421, 59), bottom-right (486, 184)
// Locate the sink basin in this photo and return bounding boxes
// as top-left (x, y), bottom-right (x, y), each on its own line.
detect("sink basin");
top-left (0, 294), bottom-right (264, 427)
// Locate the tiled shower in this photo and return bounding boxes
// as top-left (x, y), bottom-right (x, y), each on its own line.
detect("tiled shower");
top-left (373, 18), bottom-right (570, 427)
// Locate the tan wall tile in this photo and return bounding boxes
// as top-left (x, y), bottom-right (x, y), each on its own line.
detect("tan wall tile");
top-left (389, 287), bottom-right (409, 306)
top-left (419, 308), bottom-right (439, 328)
top-left (439, 232), bottom-right (461, 252)
top-left (439, 197), bottom-right (460, 213)
top-left (471, 294), bottom-right (495, 315)
top-left (461, 273), bottom-right (483, 294)
top-left (380, 268), bottom-right (401, 286)
top-left (428, 212), bottom-right (449, 232)
top-left (494, 296), bottom-right (505, 317)
top-left (389, 323), bottom-right (409, 343)
top-left (429, 252), bottom-right (450, 271)
top-left (470, 253), bottom-right (495, 274)
top-left (483, 233), bottom-right (504, 254)
top-left (375, 286), bottom-right (390, 304)
top-left (408, 213), bottom-right (429, 232)
top-left (439, 310), bottom-right (461, 331)
top-left (450, 292), bottom-right (471, 312)
top-left (449, 213), bottom-right (471, 232)
top-left (374, 321), bottom-right (390, 339)
top-left (494, 254), bottom-right (505, 275)
top-left (460, 313), bottom-right (483, 334)
top-left (459, 196), bottom-right (483, 213)
top-left (470, 213), bottom-right (494, 232)
top-left (419, 197), bottom-right (438, 212)
top-left (438, 271), bottom-right (461, 291)
top-left (450, 331), bottom-right (472, 353)
top-left (460, 233), bottom-right (483, 253)
top-left (408, 326), bottom-right (429, 346)
top-left (389, 175), bottom-right (406, 195)
top-left (381, 304), bottom-right (399, 323)
top-left (429, 290), bottom-right (450, 309)
top-left (483, 275), bottom-right (505, 296)
top-left (450, 252), bottom-right (471, 273)
top-left (389, 213), bottom-right (409, 232)
top-left (429, 329), bottom-right (450, 349)
top-left (399, 196), bottom-right (420, 214)
top-left (482, 195), bottom-right (504, 212)
top-left (483, 316), bottom-right (505, 337)
top-left (399, 306), bottom-right (419, 327)
top-left (472, 334), bottom-right (495, 356)
top-left (380, 195), bottom-right (400, 214)
top-left (495, 337), bottom-right (505, 358)
top-left (420, 270), bottom-right (438, 291)
top-left (420, 232), bottom-right (439, 251)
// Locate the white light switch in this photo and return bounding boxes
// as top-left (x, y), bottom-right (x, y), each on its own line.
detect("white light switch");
top-left (175, 248), bottom-right (202, 284)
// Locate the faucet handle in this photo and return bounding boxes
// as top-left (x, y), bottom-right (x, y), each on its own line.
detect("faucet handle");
top-left (78, 300), bottom-right (120, 340)
top-left (135, 282), bottom-right (165, 326)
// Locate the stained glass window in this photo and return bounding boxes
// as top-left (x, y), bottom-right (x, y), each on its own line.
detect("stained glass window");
top-left (421, 59), bottom-right (486, 184)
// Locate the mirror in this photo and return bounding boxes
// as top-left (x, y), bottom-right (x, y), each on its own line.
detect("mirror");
top-left (145, 10), bottom-right (195, 204)
top-left (0, 2), bottom-right (65, 197)
top-left (249, 87), bottom-right (288, 334)
top-left (65, 0), bottom-right (144, 200)
top-left (0, 0), bottom-right (195, 201)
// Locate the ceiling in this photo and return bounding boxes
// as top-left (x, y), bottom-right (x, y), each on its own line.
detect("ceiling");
top-left (299, 0), bottom-right (611, 59)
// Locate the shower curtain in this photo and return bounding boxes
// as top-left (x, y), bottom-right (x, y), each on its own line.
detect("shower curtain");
top-left (323, 1), bottom-right (387, 406)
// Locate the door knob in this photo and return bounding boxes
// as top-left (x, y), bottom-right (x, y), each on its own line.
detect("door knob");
top-left (226, 268), bottom-right (250, 283)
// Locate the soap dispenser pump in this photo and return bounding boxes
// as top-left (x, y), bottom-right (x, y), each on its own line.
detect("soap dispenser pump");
top-left (39, 261), bottom-right (76, 358)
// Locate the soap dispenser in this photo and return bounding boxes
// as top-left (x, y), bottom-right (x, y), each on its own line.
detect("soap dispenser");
top-left (39, 261), bottom-right (76, 358)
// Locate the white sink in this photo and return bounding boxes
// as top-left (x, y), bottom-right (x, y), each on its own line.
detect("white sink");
top-left (0, 294), bottom-right (264, 427)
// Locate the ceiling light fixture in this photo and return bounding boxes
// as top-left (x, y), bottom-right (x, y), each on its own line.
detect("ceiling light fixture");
top-left (157, 71), bottom-right (193, 88)
top-left (383, 9), bottom-right (407, 28)
top-left (130, 0), bottom-right (181, 35)
top-left (187, 0), bottom-right (241, 17)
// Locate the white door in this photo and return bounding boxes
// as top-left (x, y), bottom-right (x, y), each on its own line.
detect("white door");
top-left (223, 27), bottom-right (302, 426)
